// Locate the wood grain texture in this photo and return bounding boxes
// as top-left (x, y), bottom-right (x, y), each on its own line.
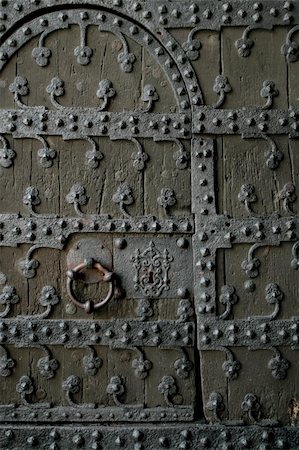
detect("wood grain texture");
top-left (0, 22), bottom-right (196, 413)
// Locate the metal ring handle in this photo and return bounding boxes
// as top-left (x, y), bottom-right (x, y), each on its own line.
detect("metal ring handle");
top-left (66, 259), bottom-right (114, 314)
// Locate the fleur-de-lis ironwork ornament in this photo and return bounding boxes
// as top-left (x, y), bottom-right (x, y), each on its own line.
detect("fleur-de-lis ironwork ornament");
top-left (260, 80), bottom-right (279, 109)
top-left (174, 349), bottom-right (193, 379)
top-left (219, 285), bottom-right (238, 320)
top-left (132, 348), bottom-right (152, 379)
top-left (23, 186), bottom-right (41, 215)
top-left (221, 348), bottom-right (241, 380)
top-left (264, 283), bottom-right (284, 320)
top-left (36, 136), bottom-right (56, 168)
top-left (238, 184), bottom-right (257, 213)
top-left (177, 299), bottom-right (194, 322)
top-left (19, 257), bottom-right (39, 279)
top-left (96, 79), bottom-right (116, 110)
top-left (241, 393), bottom-right (261, 423)
top-left (281, 26), bottom-right (299, 62)
top-left (38, 285), bottom-right (59, 318)
top-left (0, 346), bottom-right (15, 377)
top-left (278, 183), bottom-right (297, 214)
top-left (32, 46), bottom-right (51, 67)
top-left (16, 375), bottom-right (50, 408)
top-left (37, 347), bottom-right (59, 379)
top-left (141, 84), bottom-right (159, 112)
top-left (136, 298), bottom-right (153, 321)
top-left (0, 285), bottom-right (20, 318)
top-left (9, 76), bottom-right (29, 108)
top-left (157, 188), bottom-right (177, 213)
top-left (66, 183), bottom-right (89, 216)
top-left (182, 34), bottom-right (202, 61)
top-left (212, 75), bottom-right (232, 108)
top-left (131, 138), bottom-right (149, 172)
top-left (46, 76), bottom-right (65, 109)
top-left (82, 347), bottom-right (103, 376)
top-left (62, 375), bottom-right (80, 405)
top-left (268, 348), bottom-right (290, 380)
top-left (117, 51), bottom-right (136, 73)
top-left (84, 137), bottom-right (104, 170)
top-left (0, 135), bottom-right (15, 168)
top-left (74, 45), bottom-right (93, 65)
top-left (106, 375), bottom-right (125, 406)
top-left (158, 376), bottom-right (178, 407)
top-left (206, 392), bottom-right (225, 423)
top-left (112, 183), bottom-right (134, 217)
top-left (235, 27), bottom-right (254, 57)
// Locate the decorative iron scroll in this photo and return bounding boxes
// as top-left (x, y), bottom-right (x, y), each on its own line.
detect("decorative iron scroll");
top-left (131, 241), bottom-right (173, 297)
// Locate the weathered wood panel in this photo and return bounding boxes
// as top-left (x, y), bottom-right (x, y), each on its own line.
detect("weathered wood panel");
top-left (0, 0), bottom-right (298, 445)
top-left (0, 17), bottom-right (196, 419)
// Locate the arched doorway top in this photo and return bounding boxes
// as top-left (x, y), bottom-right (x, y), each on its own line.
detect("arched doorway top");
top-left (0, 3), bottom-right (204, 114)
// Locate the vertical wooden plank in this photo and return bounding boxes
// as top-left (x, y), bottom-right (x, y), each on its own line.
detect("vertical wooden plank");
top-left (107, 348), bottom-right (144, 407)
top-left (199, 351), bottom-right (228, 422)
top-left (144, 140), bottom-right (191, 218)
top-left (216, 27), bottom-right (296, 425)
top-left (221, 27), bottom-right (288, 109)
top-left (219, 135), bottom-right (295, 218)
top-left (145, 348), bottom-right (195, 409)
top-left (0, 9), bottom-right (200, 422)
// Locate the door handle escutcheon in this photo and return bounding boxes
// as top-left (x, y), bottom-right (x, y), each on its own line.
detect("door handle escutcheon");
top-left (66, 258), bottom-right (114, 314)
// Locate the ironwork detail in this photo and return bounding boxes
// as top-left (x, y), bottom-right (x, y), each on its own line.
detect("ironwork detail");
top-left (131, 241), bottom-right (173, 298)
top-left (115, 237), bottom-right (193, 299)
top-left (0, 318), bottom-right (195, 348)
top-left (1, 424), bottom-right (299, 450)
top-left (0, 216), bottom-right (194, 250)
top-left (0, 0), bottom-right (298, 440)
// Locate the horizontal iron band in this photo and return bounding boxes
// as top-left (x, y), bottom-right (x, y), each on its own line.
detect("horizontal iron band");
top-left (0, 319), bottom-right (195, 348)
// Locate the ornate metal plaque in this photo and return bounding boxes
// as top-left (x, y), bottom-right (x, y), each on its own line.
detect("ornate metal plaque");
top-left (114, 237), bottom-right (193, 298)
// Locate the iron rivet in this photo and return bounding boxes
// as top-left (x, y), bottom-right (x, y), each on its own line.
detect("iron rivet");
top-left (177, 237), bottom-right (189, 248)
top-left (177, 287), bottom-right (189, 299)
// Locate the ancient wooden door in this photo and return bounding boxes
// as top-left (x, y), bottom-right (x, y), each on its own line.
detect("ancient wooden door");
top-left (0, 1), bottom-right (299, 449)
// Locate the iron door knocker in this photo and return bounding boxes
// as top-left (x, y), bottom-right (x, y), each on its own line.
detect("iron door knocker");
top-left (66, 258), bottom-right (114, 314)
